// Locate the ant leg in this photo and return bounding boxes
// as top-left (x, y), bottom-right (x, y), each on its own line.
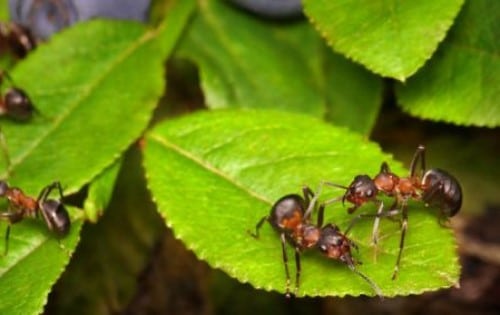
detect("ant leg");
top-left (371, 200), bottom-right (384, 245)
top-left (380, 162), bottom-right (391, 173)
top-left (249, 216), bottom-right (268, 238)
top-left (3, 225), bottom-right (10, 256)
top-left (36, 181), bottom-right (63, 204)
top-left (345, 209), bottom-right (400, 235)
top-left (347, 262), bottom-right (384, 299)
top-left (317, 203), bottom-right (325, 227)
top-left (279, 233), bottom-right (292, 298)
top-left (294, 246), bottom-right (301, 297)
top-left (392, 201), bottom-right (409, 280)
top-left (409, 145), bottom-right (426, 177)
top-left (303, 183), bottom-right (323, 221)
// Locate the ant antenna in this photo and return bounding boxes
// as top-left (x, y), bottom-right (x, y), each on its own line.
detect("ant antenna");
top-left (347, 262), bottom-right (384, 299)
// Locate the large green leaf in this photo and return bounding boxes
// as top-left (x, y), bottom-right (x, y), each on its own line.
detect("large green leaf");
top-left (0, 1), bottom-right (195, 314)
top-left (397, 0), bottom-right (500, 127)
top-left (143, 109), bottom-right (459, 297)
top-left (175, 1), bottom-right (382, 134)
top-left (303, 0), bottom-right (464, 80)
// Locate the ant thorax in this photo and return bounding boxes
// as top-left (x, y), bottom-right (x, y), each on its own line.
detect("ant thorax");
top-left (295, 224), bottom-right (320, 249)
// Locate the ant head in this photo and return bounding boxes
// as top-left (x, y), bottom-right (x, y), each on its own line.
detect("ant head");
top-left (344, 175), bottom-right (378, 206)
top-left (317, 224), bottom-right (353, 263)
top-left (269, 194), bottom-right (305, 231)
top-left (40, 199), bottom-right (71, 235)
top-left (3, 88), bottom-right (35, 121)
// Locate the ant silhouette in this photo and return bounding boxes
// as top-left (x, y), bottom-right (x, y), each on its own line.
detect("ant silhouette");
top-left (0, 181), bottom-right (70, 255)
top-left (250, 185), bottom-right (383, 298)
top-left (0, 70), bottom-right (36, 121)
top-left (0, 21), bottom-right (36, 58)
top-left (323, 145), bottom-right (462, 279)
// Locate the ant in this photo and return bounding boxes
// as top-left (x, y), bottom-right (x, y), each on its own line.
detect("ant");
top-left (0, 180), bottom-right (70, 255)
top-left (0, 70), bottom-right (36, 121)
top-left (250, 186), bottom-right (383, 298)
top-left (324, 145), bottom-right (462, 279)
top-left (0, 21), bottom-right (36, 58)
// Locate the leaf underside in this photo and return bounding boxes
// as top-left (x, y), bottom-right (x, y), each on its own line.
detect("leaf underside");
top-left (143, 109), bottom-right (459, 297)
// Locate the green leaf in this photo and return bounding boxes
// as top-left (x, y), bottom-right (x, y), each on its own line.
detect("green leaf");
top-left (303, 0), bottom-right (465, 80)
top-left (0, 0), bottom-right (7, 20)
top-left (396, 0), bottom-right (500, 127)
top-left (143, 109), bottom-right (459, 297)
top-left (0, 2), bottom-right (194, 313)
top-left (175, 1), bottom-right (323, 116)
top-left (323, 51), bottom-right (382, 135)
top-left (1, 0), bottom-right (194, 195)
top-left (175, 1), bottom-right (382, 134)
top-left (0, 211), bottom-right (83, 314)
top-left (83, 158), bottom-right (122, 222)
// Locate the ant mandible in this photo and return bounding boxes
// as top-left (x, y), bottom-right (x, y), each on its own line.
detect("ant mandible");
top-left (0, 21), bottom-right (36, 58)
top-left (250, 186), bottom-right (382, 298)
top-left (324, 145), bottom-right (462, 279)
top-left (0, 70), bottom-right (36, 121)
top-left (0, 180), bottom-right (71, 255)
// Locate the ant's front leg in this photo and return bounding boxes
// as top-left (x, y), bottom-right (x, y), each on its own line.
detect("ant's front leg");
top-left (248, 216), bottom-right (268, 238)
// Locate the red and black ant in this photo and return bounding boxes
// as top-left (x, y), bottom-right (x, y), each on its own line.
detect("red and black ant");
top-left (0, 70), bottom-right (36, 121)
top-left (324, 145), bottom-right (462, 279)
top-left (250, 186), bottom-right (383, 298)
top-left (0, 180), bottom-right (70, 255)
top-left (0, 21), bottom-right (36, 58)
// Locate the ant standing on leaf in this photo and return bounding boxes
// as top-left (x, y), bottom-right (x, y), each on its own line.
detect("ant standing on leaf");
top-left (323, 145), bottom-right (462, 279)
top-left (249, 185), bottom-right (383, 298)
top-left (0, 70), bottom-right (36, 121)
top-left (0, 180), bottom-right (70, 255)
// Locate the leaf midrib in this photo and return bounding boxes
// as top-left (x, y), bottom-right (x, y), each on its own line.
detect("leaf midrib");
top-left (8, 27), bottom-right (156, 176)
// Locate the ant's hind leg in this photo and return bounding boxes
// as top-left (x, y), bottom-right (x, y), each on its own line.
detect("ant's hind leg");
top-left (280, 233), bottom-right (292, 298)
top-left (409, 145), bottom-right (426, 177)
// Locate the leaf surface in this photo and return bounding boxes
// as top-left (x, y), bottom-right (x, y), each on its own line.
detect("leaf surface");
top-left (144, 109), bottom-right (460, 297)
top-left (397, 0), bottom-right (500, 126)
top-left (0, 1), bottom-right (195, 313)
top-left (303, 0), bottom-right (464, 80)
top-left (175, 1), bottom-right (382, 134)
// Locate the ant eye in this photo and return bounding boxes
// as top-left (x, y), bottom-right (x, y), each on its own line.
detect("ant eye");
top-left (365, 189), bottom-right (373, 197)
top-left (319, 245), bottom-right (328, 253)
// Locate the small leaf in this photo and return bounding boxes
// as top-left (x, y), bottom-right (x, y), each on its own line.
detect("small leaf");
top-left (83, 158), bottom-right (122, 222)
top-left (143, 109), bottom-right (459, 297)
top-left (0, 211), bottom-right (83, 314)
top-left (396, 0), bottom-right (500, 127)
top-left (303, 0), bottom-right (465, 80)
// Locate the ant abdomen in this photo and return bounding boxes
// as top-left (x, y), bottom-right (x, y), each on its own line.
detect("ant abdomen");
top-left (422, 168), bottom-right (462, 217)
top-left (41, 200), bottom-right (71, 235)
top-left (269, 194), bottom-right (304, 231)
top-left (3, 88), bottom-right (35, 121)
